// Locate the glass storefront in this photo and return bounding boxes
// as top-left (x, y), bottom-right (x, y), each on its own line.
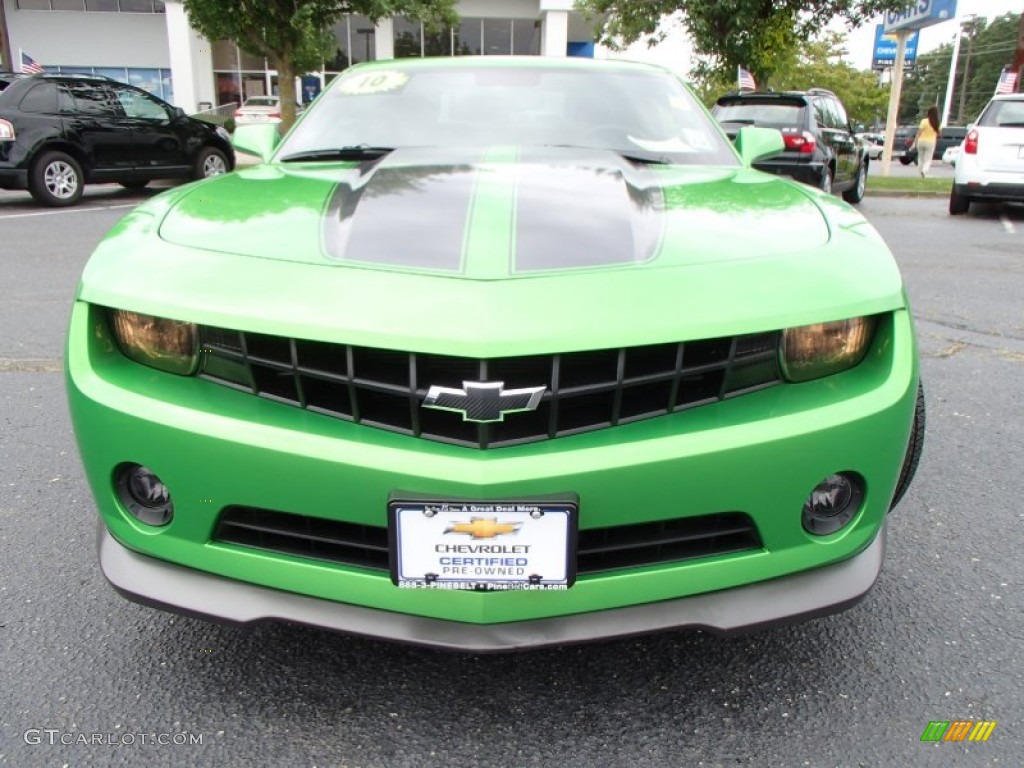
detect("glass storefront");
top-left (16, 0), bottom-right (165, 11)
top-left (210, 14), bottom-right (542, 107)
top-left (396, 17), bottom-right (540, 58)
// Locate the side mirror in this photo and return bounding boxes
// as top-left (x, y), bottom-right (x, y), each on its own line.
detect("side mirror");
top-left (171, 106), bottom-right (186, 120)
top-left (232, 123), bottom-right (281, 164)
top-left (734, 125), bottom-right (784, 166)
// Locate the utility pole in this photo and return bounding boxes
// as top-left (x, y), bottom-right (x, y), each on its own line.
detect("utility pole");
top-left (956, 16), bottom-right (983, 124)
top-left (0, 0), bottom-right (14, 75)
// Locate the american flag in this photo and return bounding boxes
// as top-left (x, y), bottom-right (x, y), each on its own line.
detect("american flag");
top-left (737, 66), bottom-right (756, 91)
top-left (20, 51), bottom-right (44, 74)
top-left (995, 68), bottom-right (1018, 95)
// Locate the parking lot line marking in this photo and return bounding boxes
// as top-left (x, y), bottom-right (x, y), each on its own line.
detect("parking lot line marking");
top-left (0, 203), bottom-right (137, 220)
top-left (0, 358), bottom-right (63, 372)
top-left (1000, 214), bottom-right (1016, 235)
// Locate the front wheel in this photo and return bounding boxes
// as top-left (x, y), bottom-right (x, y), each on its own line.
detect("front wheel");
top-left (192, 147), bottom-right (229, 180)
top-left (890, 383), bottom-right (925, 510)
top-left (28, 151), bottom-right (84, 207)
top-left (842, 161), bottom-right (867, 204)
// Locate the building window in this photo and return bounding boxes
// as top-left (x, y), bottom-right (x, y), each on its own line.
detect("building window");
top-left (393, 17), bottom-right (423, 58)
top-left (211, 41), bottom-right (270, 106)
top-left (17, 0), bottom-right (164, 10)
top-left (397, 17), bottom-right (539, 58)
top-left (324, 15), bottom-right (375, 83)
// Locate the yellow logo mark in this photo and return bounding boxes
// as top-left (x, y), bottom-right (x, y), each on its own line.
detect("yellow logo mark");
top-left (445, 517), bottom-right (522, 539)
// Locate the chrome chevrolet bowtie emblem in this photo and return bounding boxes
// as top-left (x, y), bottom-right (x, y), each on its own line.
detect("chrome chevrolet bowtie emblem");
top-left (422, 381), bottom-right (546, 423)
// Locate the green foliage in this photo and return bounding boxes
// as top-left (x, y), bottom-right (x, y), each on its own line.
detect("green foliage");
top-left (771, 34), bottom-right (890, 127)
top-left (897, 13), bottom-right (1020, 126)
top-left (578, 0), bottom-right (910, 86)
top-left (182, 0), bottom-right (457, 127)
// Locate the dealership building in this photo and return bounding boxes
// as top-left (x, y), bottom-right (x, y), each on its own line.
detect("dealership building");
top-left (2, 0), bottom-right (603, 112)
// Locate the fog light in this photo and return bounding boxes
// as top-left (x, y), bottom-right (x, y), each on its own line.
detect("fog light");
top-left (116, 464), bottom-right (173, 526)
top-left (802, 473), bottom-right (863, 535)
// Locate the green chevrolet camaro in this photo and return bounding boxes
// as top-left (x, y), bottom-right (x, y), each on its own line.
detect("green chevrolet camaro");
top-left (67, 57), bottom-right (923, 651)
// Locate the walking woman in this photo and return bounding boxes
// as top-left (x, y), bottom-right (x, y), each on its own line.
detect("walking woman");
top-left (914, 106), bottom-right (940, 178)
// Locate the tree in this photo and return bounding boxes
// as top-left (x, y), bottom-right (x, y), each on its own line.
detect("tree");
top-left (578, 0), bottom-right (910, 88)
top-left (896, 13), bottom-right (1020, 125)
top-left (182, 0), bottom-right (457, 128)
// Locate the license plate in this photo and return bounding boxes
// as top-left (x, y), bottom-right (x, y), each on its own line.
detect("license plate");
top-left (389, 499), bottom-right (577, 590)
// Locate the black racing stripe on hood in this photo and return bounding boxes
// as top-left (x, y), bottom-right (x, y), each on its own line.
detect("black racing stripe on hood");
top-left (514, 149), bottom-right (664, 273)
top-left (323, 149), bottom-right (483, 270)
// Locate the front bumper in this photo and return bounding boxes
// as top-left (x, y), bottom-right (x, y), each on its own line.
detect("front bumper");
top-left (68, 302), bottom-right (918, 639)
top-left (99, 522), bottom-right (886, 651)
top-left (0, 167), bottom-right (28, 190)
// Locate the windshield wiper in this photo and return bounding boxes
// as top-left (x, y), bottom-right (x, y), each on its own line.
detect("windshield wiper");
top-left (279, 146), bottom-right (394, 162)
top-left (540, 144), bottom-right (671, 164)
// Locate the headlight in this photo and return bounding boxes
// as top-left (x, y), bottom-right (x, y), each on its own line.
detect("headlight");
top-left (109, 310), bottom-right (199, 375)
top-left (780, 316), bottom-right (875, 382)
top-left (215, 126), bottom-right (231, 142)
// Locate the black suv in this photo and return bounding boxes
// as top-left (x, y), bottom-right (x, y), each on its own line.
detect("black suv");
top-left (0, 73), bottom-right (234, 206)
top-left (712, 88), bottom-right (868, 204)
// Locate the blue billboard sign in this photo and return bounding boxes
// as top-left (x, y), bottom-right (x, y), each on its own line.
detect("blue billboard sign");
top-left (883, 0), bottom-right (957, 33)
top-left (872, 25), bottom-right (920, 68)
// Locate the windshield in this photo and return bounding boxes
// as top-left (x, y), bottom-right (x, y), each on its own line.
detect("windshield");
top-left (244, 97), bottom-right (278, 107)
top-left (276, 63), bottom-right (738, 166)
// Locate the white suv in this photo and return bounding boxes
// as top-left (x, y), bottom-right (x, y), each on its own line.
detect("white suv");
top-left (950, 94), bottom-right (1024, 215)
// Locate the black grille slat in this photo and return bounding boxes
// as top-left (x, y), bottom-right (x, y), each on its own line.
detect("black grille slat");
top-left (213, 507), bottom-right (761, 575)
top-left (199, 328), bottom-right (782, 449)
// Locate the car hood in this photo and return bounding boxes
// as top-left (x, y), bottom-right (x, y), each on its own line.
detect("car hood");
top-left (157, 146), bottom-right (830, 277)
top-left (82, 146), bottom-right (905, 356)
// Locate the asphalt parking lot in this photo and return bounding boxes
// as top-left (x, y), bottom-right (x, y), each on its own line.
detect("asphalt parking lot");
top-left (1, 182), bottom-right (1022, 766)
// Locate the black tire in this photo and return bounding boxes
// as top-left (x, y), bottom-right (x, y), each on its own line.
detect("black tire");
top-left (192, 147), bottom-right (229, 180)
top-left (890, 383), bottom-right (925, 510)
top-left (28, 151), bottom-right (84, 207)
top-left (119, 179), bottom-right (149, 191)
top-left (949, 185), bottom-right (970, 215)
top-left (820, 167), bottom-right (833, 194)
top-left (842, 161), bottom-right (867, 204)
top-left (899, 155), bottom-right (913, 166)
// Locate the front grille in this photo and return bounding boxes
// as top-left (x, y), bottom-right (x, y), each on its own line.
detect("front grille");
top-left (213, 506), bottom-right (762, 576)
top-left (198, 327), bottom-right (781, 449)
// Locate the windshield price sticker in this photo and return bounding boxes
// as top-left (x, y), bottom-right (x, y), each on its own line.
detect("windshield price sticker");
top-left (391, 501), bottom-right (575, 590)
top-left (339, 71), bottom-right (410, 96)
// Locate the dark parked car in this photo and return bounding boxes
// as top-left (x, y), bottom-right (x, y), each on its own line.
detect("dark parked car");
top-left (712, 88), bottom-right (868, 204)
top-left (0, 72), bottom-right (234, 206)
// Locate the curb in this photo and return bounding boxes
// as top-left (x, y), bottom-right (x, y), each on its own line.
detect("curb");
top-left (865, 190), bottom-right (948, 198)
